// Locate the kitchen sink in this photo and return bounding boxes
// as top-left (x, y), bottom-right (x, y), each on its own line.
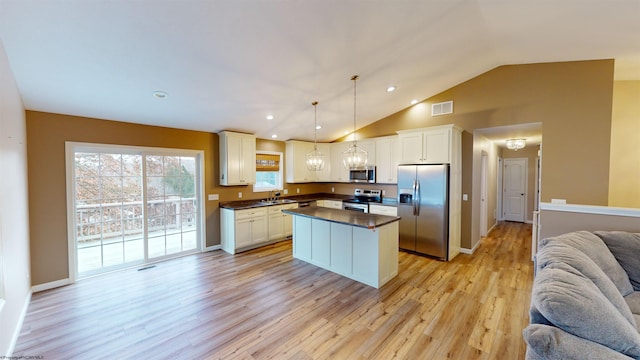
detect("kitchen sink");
top-left (259, 199), bottom-right (296, 205)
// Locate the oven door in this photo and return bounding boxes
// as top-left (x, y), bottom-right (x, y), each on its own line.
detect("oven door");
top-left (342, 202), bottom-right (369, 213)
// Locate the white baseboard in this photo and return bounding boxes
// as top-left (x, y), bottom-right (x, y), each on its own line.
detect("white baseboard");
top-left (31, 278), bottom-right (72, 293)
top-left (205, 244), bottom-right (221, 251)
top-left (6, 290), bottom-right (32, 357)
top-left (460, 239), bottom-right (482, 255)
top-left (487, 222), bottom-right (497, 235)
top-left (525, 220), bottom-right (533, 224)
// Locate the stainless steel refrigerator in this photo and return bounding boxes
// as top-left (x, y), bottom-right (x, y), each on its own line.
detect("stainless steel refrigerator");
top-left (397, 164), bottom-right (449, 260)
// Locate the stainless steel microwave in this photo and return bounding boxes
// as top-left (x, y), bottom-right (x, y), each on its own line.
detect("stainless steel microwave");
top-left (349, 166), bottom-right (376, 183)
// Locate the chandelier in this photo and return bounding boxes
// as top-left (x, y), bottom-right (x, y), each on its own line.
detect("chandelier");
top-left (305, 101), bottom-right (325, 171)
top-left (505, 138), bottom-right (526, 151)
top-left (342, 75), bottom-right (368, 169)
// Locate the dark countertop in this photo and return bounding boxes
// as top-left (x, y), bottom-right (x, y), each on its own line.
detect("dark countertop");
top-left (281, 207), bottom-right (400, 230)
top-left (219, 193), bottom-right (353, 210)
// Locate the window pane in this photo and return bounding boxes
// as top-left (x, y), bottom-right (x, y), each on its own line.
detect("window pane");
top-left (255, 171), bottom-right (278, 188)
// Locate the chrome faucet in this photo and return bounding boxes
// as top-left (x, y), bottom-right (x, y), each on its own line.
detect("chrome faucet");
top-left (267, 189), bottom-right (281, 202)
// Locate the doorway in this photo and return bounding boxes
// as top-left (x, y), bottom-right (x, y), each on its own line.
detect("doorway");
top-left (66, 143), bottom-right (204, 279)
top-left (502, 158), bottom-right (528, 222)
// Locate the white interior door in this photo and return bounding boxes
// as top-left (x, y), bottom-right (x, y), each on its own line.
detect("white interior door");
top-left (503, 158), bottom-right (527, 222)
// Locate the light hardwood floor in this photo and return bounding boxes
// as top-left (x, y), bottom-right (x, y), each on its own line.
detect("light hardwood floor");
top-left (15, 221), bottom-right (533, 359)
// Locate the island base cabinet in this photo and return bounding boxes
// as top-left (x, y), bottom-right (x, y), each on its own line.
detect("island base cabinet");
top-left (311, 220), bottom-right (331, 268)
top-left (292, 216), bottom-right (312, 261)
top-left (330, 223), bottom-right (353, 276)
top-left (291, 216), bottom-right (398, 288)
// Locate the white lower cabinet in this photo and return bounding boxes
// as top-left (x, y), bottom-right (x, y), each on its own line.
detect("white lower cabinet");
top-left (268, 203), bottom-right (298, 241)
top-left (311, 219), bottom-right (331, 268)
top-left (291, 216), bottom-right (399, 288)
top-left (293, 216), bottom-right (312, 261)
top-left (222, 203), bottom-right (297, 254)
top-left (330, 223), bottom-right (353, 276)
top-left (368, 204), bottom-right (398, 216)
top-left (318, 199), bottom-right (342, 209)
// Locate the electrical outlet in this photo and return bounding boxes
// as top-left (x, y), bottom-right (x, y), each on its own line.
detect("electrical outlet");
top-left (284, 189), bottom-right (288, 195)
top-left (382, 190), bottom-right (386, 196)
top-left (238, 192), bottom-right (242, 198)
top-left (462, 194), bottom-right (468, 201)
top-left (208, 194), bottom-right (219, 201)
top-left (296, 188), bottom-right (300, 194)
top-left (331, 187), bottom-right (335, 193)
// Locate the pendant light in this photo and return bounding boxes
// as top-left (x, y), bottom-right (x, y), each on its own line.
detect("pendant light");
top-left (342, 75), bottom-right (368, 169)
top-left (305, 101), bottom-right (325, 171)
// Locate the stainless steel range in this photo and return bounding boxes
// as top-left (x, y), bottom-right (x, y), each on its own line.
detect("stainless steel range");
top-left (342, 189), bottom-right (382, 213)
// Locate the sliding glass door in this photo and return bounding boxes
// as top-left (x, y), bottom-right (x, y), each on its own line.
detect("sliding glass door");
top-left (69, 144), bottom-right (203, 278)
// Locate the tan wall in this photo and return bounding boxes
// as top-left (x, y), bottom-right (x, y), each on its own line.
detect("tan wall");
top-left (0, 39), bottom-right (32, 355)
top-left (25, 112), bottom-right (330, 286)
top-left (357, 59), bottom-right (614, 248)
top-left (502, 145), bottom-right (540, 222)
top-left (609, 80), bottom-right (640, 207)
top-left (539, 209), bottom-right (640, 239)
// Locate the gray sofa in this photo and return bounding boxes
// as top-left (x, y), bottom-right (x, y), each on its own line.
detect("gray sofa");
top-left (524, 231), bottom-right (640, 360)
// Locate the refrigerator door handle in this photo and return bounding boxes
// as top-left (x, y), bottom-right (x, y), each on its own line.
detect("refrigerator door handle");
top-left (415, 180), bottom-right (420, 216)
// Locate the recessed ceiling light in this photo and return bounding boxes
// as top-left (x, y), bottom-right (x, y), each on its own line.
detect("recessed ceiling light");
top-left (316, 125), bottom-right (322, 130)
top-left (271, 134), bottom-right (278, 139)
top-left (153, 91), bottom-right (168, 99)
top-left (344, 131), bottom-right (350, 135)
top-left (387, 85), bottom-right (396, 92)
top-left (266, 115), bottom-right (274, 120)
top-left (411, 99), bottom-right (419, 105)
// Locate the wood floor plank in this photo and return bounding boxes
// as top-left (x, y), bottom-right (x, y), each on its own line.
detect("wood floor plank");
top-left (14, 221), bottom-right (534, 359)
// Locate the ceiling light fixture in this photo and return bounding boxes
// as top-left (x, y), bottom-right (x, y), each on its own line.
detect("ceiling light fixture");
top-left (506, 138), bottom-right (526, 151)
top-left (153, 91), bottom-right (168, 99)
top-left (315, 125), bottom-right (322, 130)
top-left (387, 85), bottom-right (396, 92)
top-left (342, 75), bottom-right (368, 170)
top-left (411, 99), bottom-right (419, 105)
top-left (271, 134), bottom-right (278, 139)
top-left (305, 101), bottom-right (325, 171)
top-left (266, 115), bottom-right (274, 120)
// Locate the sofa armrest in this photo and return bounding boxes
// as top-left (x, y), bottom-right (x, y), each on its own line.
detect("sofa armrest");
top-left (524, 324), bottom-right (635, 360)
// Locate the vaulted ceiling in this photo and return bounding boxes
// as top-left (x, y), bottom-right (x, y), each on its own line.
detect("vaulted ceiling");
top-left (1, 0), bottom-right (638, 142)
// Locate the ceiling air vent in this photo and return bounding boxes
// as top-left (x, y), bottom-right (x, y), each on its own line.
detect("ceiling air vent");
top-left (432, 101), bottom-right (453, 116)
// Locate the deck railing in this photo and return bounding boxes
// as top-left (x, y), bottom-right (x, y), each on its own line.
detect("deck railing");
top-left (76, 197), bottom-right (196, 242)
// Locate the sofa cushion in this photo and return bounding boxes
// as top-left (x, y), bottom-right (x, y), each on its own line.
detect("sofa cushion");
top-left (524, 324), bottom-right (636, 360)
top-left (626, 292), bottom-right (640, 315)
top-left (536, 242), bottom-right (636, 327)
top-left (532, 266), bottom-right (640, 357)
top-left (596, 231), bottom-right (640, 291)
top-left (540, 231), bottom-right (634, 296)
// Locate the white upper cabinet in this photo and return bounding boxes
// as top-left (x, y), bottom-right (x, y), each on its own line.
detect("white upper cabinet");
top-left (357, 139), bottom-right (376, 167)
top-left (374, 135), bottom-right (400, 184)
top-left (286, 140), bottom-right (316, 183)
top-left (314, 143), bottom-right (332, 182)
top-left (219, 131), bottom-right (256, 185)
top-left (330, 142), bottom-right (350, 182)
top-left (397, 125), bottom-right (455, 164)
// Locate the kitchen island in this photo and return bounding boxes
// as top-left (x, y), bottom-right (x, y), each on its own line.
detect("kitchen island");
top-left (281, 207), bottom-right (401, 288)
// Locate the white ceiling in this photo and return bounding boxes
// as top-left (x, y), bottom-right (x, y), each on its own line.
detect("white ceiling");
top-left (1, 0), bottom-right (638, 143)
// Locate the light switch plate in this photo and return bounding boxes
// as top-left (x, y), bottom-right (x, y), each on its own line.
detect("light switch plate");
top-left (208, 194), bottom-right (219, 201)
